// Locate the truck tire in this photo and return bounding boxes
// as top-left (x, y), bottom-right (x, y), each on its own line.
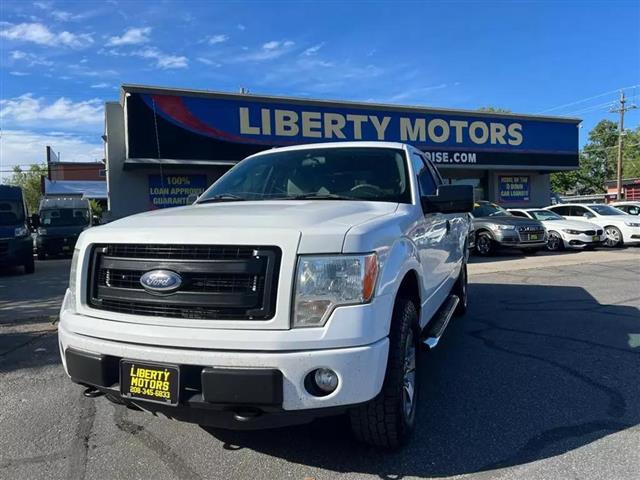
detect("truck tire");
top-left (453, 262), bottom-right (468, 316)
top-left (349, 297), bottom-right (418, 449)
top-left (475, 232), bottom-right (494, 256)
top-left (24, 255), bottom-right (35, 274)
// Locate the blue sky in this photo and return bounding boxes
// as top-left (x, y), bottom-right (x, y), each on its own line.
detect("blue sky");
top-left (1, 0), bottom-right (639, 173)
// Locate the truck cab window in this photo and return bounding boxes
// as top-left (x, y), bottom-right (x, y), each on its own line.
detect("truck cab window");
top-left (411, 152), bottom-right (436, 196)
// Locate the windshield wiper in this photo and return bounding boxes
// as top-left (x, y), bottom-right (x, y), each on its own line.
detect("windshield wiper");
top-left (285, 193), bottom-right (358, 201)
top-left (197, 193), bottom-right (247, 203)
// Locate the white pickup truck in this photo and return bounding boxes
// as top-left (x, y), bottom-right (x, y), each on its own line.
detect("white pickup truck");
top-left (59, 142), bottom-right (473, 448)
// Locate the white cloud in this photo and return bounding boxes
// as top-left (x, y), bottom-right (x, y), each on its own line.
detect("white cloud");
top-left (106, 26), bottom-right (151, 46)
top-left (132, 47), bottom-right (188, 69)
top-left (51, 10), bottom-right (73, 21)
top-left (0, 130), bottom-right (103, 173)
top-left (90, 83), bottom-right (111, 88)
top-left (0, 94), bottom-right (103, 130)
top-left (237, 24), bottom-right (246, 31)
top-left (9, 71), bottom-right (30, 76)
top-left (207, 34), bottom-right (228, 45)
top-left (9, 49), bottom-right (53, 66)
top-left (0, 22), bottom-right (93, 48)
top-left (197, 57), bottom-right (221, 67)
top-left (302, 42), bottom-right (325, 56)
top-left (239, 40), bottom-right (295, 61)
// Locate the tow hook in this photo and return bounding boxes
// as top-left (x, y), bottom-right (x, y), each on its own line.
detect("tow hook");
top-left (233, 409), bottom-right (262, 422)
top-left (83, 386), bottom-right (104, 398)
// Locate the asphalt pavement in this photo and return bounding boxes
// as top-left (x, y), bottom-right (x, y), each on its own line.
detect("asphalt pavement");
top-left (1, 251), bottom-right (639, 480)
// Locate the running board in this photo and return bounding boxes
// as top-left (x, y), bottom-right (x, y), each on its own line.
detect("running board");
top-left (422, 295), bottom-right (459, 349)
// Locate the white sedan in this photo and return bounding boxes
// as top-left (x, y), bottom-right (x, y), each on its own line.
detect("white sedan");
top-left (509, 208), bottom-right (604, 251)
top-left (544, 203), bottom-right (640, 247)
top-left (611, 201), bottom-right (640, 216)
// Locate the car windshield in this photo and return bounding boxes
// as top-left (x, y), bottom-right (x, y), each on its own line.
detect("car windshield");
top-left (530, 210), bottom-right (563, 221)
top-left (472, 203), bottom-right (511, 217)
top-left (0, 200), bottom-right (25, 226)
top-left (40, 208), bottom-right (90, 227)
top-left (587, 205), bottom-right (625, 216)
top-left (198, 147), bottom-right (411, 204)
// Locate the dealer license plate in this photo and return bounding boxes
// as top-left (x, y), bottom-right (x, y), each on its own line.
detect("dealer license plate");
top-left (120, 360), bottom-right (180, 406)
top-left (529, 234), bottom-right (539, 240)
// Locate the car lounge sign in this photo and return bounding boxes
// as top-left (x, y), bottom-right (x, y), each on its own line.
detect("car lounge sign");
top-left (125, 88), bottom-right (580, 168)
top-left (499, 175), bottom-right (530, 202)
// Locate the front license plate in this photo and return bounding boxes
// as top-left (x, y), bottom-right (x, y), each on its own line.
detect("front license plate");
top-left (592, 235), bottom-right (599, 242)
top-left (120, 360), bottom-right (180, 406)
top-left (529, 234), bottom-right (539, 240)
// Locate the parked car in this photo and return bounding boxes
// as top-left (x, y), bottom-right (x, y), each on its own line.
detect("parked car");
top-left (610, 201), bottom-right (640, 216)
top-left (58, 142), bottom-right (474, 448)
top-left (32, 197), bottom-right (93, 260)
top-left (544, 203), bottom-right (640, 248)
top-left (471, 201), bottom-right (547, 256)
top-left (0, 185), bottom-right (34, 274)
top-left (508, 208), bottom-right (604, 251)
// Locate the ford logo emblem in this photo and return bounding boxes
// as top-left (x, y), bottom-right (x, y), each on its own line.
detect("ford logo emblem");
top-left (140, 269), bottom-right (182, 294)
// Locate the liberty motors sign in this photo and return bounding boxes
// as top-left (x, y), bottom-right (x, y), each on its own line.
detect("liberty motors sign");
top-left (124, 87), bottom-right (580, 169)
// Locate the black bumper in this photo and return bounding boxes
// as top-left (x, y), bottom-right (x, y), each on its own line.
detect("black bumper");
top-left (0, 237), bottom-right (32, 268)
top-left (37, 235), bottom-right (78, 255)
top-left (65, 348), bottom-right (344, 430)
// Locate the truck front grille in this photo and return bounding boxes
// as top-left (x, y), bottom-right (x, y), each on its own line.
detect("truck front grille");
top-left (87, 244), bottom-right (280, 320)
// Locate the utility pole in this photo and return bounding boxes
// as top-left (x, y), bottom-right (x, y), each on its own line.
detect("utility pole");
top-left (610, 90), bottom-right (637, 200)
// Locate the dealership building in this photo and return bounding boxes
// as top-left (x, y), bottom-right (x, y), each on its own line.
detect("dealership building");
top-left (103, 84), bottom-right (580, 219)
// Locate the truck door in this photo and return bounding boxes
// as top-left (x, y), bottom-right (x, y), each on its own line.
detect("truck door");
top-left (408, 151), bottom-right (450, 304)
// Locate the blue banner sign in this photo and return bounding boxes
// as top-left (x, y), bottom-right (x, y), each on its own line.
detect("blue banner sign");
top-left (499, 175), bottom-right (530, 202)
top-left (148, 175), bottom-right (207, 209)
top-left (125, 88), bottom-right (580, 168)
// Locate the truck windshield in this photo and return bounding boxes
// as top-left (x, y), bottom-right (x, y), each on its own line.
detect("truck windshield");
top-left (0, 200), bottom-right (25, 225)
top-left (40, 209), bottom-right (90, 227)
top-left (198, 147), bottom-right (411, 204)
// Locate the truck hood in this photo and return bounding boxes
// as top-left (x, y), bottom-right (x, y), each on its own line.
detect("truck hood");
top-left (95, 200), bottom-right (399, 253)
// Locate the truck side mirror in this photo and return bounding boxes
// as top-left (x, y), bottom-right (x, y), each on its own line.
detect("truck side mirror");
top-left (30, 213), bottom-right (40, 229)
top-left (421, 185), bottom-right (474, 214)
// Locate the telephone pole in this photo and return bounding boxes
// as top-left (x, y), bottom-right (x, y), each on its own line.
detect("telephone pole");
top-left (610, 90), bottom-right (637, 199)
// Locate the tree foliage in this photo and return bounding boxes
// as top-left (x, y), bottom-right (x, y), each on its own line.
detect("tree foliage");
top-left (551, 120), bottom-right (640, 195)
top-left (3, 164), bottom-right (47, 214)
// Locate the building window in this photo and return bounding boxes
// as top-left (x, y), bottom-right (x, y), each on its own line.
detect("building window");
top-left (99, 169), bottom-right (106, 177)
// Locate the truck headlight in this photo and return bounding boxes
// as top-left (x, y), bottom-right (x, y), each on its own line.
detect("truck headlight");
top-left (624, 221), bottom-right (640, 227)
top-left (293, 253), bottom-right (378, 328)
top-left (562, 229), bottom-right (582, 235)
top-left (64, 248), bottom-right (81, 313)
top-left (14, 226), bottom-right (29, 237)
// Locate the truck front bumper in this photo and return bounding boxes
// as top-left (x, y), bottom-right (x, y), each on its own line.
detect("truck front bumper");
top-left (58, 322), bottom-right (389, 429)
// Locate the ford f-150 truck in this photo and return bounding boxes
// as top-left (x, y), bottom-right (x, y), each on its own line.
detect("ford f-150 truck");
top-left (59, 142), bottom-right (473, 448)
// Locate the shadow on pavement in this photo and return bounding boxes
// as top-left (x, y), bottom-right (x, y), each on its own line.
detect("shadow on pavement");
top-left (205, 283), bottom-right (640, 478)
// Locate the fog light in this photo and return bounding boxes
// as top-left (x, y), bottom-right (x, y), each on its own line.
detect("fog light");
top-left (302, 368), bottom-right (339, 398)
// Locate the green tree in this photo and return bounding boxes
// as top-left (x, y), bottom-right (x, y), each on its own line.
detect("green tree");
top-left (89, 199), bottom-right (103, 218)
top-left (4, 164), bottom-right (47, 214)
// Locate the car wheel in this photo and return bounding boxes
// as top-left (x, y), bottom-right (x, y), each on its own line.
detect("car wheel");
top-left (453, 261), bottom-right (468, 316)
top-left (475, 232), bottom-right (494, 256)
top-left (349, 297), bottom-right (418, 449)
top-left (546, 231), bottom-right (563, 251)
top-left (24, 256), bottom-right (35, 274)
top-left (604, 226), bottom-right (623, 247)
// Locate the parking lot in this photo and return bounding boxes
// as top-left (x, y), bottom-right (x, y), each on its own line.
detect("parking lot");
top-left (1, 249), bottom-right (639, 480)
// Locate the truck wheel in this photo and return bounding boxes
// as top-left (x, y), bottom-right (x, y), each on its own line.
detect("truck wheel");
top-left (349, 298), bottom-right (418, 449)
top-left (453, 262), bottom-right (468, 316)
top-left (475, 232), bottom-right (494, 256)
top-left (24, 256), bottom-right (35, 274)
top-left (37, 251), bottom-right (46, 261)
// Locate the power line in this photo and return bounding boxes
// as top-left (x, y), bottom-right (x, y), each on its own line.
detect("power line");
top-left (610, 90), bottom-right (638, 199)
top-left (536, 84), bottom-right (640, 114)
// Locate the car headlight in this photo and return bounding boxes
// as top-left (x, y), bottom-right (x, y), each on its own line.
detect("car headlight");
top-left (293, 253), bottom-right (379, 328)
top-left (14, 226), bottom-right (29, 237)
top-left (37, 227), bottom-right (47, 235)
top-left (562, 229), bottom-right (582, 235)
top-left (624, 221), bottom-right (640, 227)
top-left (492, 224), bottom-right (515, 231)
